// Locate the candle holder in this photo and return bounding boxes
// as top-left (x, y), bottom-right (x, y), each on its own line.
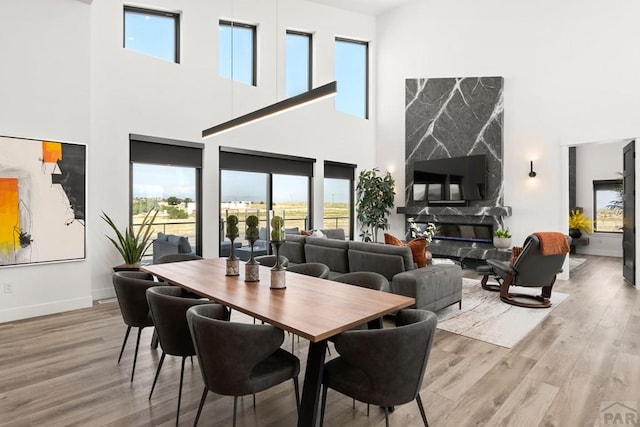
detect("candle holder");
top-left (225, 213), bottom-right (239, 276)
top-left (245, 213), bottom-right (260, 282)
top-left (269, 211), bottom-right (286, 289)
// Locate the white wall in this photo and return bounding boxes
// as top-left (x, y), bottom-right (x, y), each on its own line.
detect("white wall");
top-left (0, 0), bottom-right (92, 322)
top-left (376, 0), bottom-right (640, 248)
top-left (0, 0), bottom-right (375, 322)
top-left (574, 140), bottom-right (626, 257)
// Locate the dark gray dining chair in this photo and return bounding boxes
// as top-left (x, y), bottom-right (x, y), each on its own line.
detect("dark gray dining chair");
top-left (146, 286), bottom-right (220, 426)
top-left (112, 271), bottom-right (159, 382)
top-left (254, 254), bottom-right (289, 268)
top-left (287, 262), bottom-right (330, 279)
top-left (332, 272), bottom-right (390, 329)
top-left (320, 309), bottom-right (438, 427)
top-left (187, 304), bottom-right (300, 427)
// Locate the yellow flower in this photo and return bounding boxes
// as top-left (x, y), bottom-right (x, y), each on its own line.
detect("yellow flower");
top-left (569, 210), bottom-right (593, 233)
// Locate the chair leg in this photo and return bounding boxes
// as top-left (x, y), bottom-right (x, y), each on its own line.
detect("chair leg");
top-left (253, 393), bottom-right (256, 408)
top-left (176, 356), bottom-right (187, 427)
top-left (416, 394), bottom-right (429, 427)
top-left (117, 326), bottom-right (131, 363)
top-left (320, 385), bottom-right (328, 427)
top-left (193, 387), bottom-right (208, 427)
top-left (233, 396), bottom-right (238, 427)
top-left (367, 404), bottom-right (370, 416)
top-left (149, 351), bottom-right (166, 399)
top-left (151, 329), bottom-right (159, 349)
top-left (293, 377), bottom-right (300, 414)
top-left (131, 327), bottom-right (143, 382)
top-left (384, 406), bottom-right (390, 427)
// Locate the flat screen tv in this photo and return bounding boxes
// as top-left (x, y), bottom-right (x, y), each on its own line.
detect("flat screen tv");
top-left (413, 155), bottom-right (487, 204)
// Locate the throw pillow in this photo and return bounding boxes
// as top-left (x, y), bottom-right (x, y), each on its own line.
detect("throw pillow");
top-left (311, 229), bottom-right (326, 238)
top-left (384, 233), bottom-right (428, 268)
top-left (300, 230), bottom-right (312, 236)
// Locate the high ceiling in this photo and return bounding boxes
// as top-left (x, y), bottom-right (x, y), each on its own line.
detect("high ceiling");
top-left (305, 0), bottom-right (410, 16)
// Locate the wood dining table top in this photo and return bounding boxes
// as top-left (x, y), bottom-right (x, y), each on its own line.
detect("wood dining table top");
top-left (142, 258), bottom-right (415, 342)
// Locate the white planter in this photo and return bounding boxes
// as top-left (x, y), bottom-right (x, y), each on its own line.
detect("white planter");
top-left (493, 237), bottom-right (511, 249)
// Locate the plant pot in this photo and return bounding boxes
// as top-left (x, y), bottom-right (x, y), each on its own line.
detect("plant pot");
top-left (493, 237), bottom-right (511, 249)
top-left (569, 228), bottom-right (582, 239)
top-left (113, 263), bottom-right (141, 272)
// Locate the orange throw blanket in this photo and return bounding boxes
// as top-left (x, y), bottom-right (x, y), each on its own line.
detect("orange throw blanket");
top-left (534, 232), bottom-right (570, 256)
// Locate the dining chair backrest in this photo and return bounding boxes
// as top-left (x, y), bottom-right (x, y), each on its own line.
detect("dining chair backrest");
top-left (146, 286), bottom-right (215, 357)
top-left (287, 262), bottom-right (330, 279)
top-left (332, 271), bottom-right (390, 292)
top-left (254, 255), bottom-right (289, 268)
top-left (112, 271), bottom-right (157, 328)
top-left (187, 304), bottom-right (286, 396)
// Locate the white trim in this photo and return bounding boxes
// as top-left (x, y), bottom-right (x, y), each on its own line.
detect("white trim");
top-left (0, 296), bottom-right (92, 324)
top-left (92, 286), bottom-right (116, 301)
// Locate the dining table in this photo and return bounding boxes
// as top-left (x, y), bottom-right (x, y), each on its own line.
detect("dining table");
top-left (142, 257), bottom-right (415, 427)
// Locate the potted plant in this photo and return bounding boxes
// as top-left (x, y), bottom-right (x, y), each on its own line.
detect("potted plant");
top-left (569, 209), bottom-right (593, 238)
top-left (493, 226), bottom-right (512, 249)
top-left (356, 168), bottom-right (396, 243)
top-left (101, 209), bottom-right (158, 271)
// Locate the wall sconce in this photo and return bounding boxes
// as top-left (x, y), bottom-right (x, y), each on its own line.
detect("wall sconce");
top-left (528, 161), bottom-right (537, 178)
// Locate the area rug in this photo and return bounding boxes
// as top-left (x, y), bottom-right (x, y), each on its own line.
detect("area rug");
top-left (437, 278), bottom-right (568, 348)
top-left (570, 256), bottom-right (587, 270)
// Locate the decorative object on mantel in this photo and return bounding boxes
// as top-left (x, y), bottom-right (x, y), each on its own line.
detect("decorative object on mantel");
top-left (244, 213), bottom-right (260, 282)
top-left (493, 227), bottom-right (512, 249)
top-left (568, 209), bottom-right (593, 238)
top-left (356, 168), bottom-right (395, 243)
top-left (101, 209), bottom-right (158, 271)
top-left (225, 213), bottom-right (240, 276)
top-left (269, 212), bottom-right (286, 289)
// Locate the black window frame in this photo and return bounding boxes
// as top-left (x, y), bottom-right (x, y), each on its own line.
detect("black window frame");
top-left (592, 178), bottom-right (623, 234)
top-left (123, 6), bottom-right (181, 64)
top-left (285, 30), bottom-right (313, 96)
top-left (219, 20), bottom-right (257, 86)
top-left (324, 161), bottom-right (356, 240)
top-left (334, 37), bottom-right (369, 119)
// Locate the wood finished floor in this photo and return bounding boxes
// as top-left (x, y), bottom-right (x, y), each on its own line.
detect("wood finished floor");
top-left (1, 255), bottom-right (638, 426)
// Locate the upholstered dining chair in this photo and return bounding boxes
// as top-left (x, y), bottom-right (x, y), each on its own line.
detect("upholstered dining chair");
top-left (287, 262), bottom-right (330, 279)
top-left (332, 272), bottom-right (390, 330)
top-left (484, 232), bottom-right (569, 308)
top-left (187, 304), bottom-right (300, 427)
top-left (146, 286), bottom-right (220, 426)
top-left (320, 309), bottom-right (437, 427)
top-left (112, 271), bottom-right (159, 382)
top-left (254, 254), bottom-right (289, 268)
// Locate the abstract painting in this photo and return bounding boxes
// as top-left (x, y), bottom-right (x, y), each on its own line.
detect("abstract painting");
top-left (0, 135), bottom-right (86, 266)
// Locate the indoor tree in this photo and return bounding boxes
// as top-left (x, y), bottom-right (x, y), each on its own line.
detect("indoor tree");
top-left (355, 168), bottom-right (396, 242)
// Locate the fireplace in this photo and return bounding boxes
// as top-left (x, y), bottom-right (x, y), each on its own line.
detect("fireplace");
top-left (433, 222), bottom-right (493, 244)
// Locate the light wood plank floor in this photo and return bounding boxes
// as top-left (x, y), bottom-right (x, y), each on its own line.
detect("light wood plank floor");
top-left (1, 255), bottom-right (638, 426)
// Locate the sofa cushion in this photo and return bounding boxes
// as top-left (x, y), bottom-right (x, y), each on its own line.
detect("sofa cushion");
top-left (304, 238), bottom-right (349, 273)
top-left (320, 228), bottom-right (346, 240)
top-left (281, 234), bottom-right (306, 264)
top-left (348, 241), bottom-right (414, 272)
top-left (156, 232), bottom-right (168, 242)
top-left (348, 249), bottom-right (407, 281)
top-left (167, 235), bottom-right (192, 253)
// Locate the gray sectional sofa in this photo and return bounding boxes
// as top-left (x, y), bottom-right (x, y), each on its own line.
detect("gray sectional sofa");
top-left (280, 234), bottom-right (462, 312)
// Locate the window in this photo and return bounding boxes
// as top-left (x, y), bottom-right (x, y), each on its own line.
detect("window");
top-left (335, 38), bottom-right (368, 118)
top-left (124, 6), bottom-right (179, 63)
top-left (130, 135), bottom-right (204, 261)
top-left (219, 147), bottom-right (315, 258)
top-left (593, 179), bottom-right (623, 233)
top-left (324, 161), bottom-right (356, 240)
top-left (286, 31), bottom-right (312, 97)
top-left (219, 21), bottom-right (256, 86)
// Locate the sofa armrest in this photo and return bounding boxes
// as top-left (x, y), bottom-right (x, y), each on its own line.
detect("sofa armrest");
top-left (391, 264), bottom-right (462, 311)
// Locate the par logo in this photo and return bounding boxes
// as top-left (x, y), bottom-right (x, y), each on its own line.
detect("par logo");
top-left (599, 401), bottom-right (639, 426)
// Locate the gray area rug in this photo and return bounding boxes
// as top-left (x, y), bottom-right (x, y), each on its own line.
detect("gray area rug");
top-left (437, 278), bottom-right (568, 348)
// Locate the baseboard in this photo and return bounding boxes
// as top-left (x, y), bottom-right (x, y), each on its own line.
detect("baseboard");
top-left (0, 296), bottom-right (93, 324)
top-left (92, 286), bottom-right (116, 301)
top-left (576, 249), bottom-right (623, 257)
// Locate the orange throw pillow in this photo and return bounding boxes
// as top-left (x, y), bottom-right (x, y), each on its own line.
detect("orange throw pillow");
top-left (384, 233), bottom-right (428, 268)
top-left (300, 230), bottom-right (312, 236)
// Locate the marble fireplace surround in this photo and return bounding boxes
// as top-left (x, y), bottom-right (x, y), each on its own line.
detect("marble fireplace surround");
top-left (402, 76), bottom-right (510, 263)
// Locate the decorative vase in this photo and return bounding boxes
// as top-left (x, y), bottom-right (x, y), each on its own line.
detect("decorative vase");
top-left (245, 213), bottom-right (260, 282)
top-left (269, 211), bottom-right (286, 289)
top-left (225, 213), bottom-right (240, 276)
top-left (493, 237), bottom-right (511, 249)
top-left (569, 228), bottom-right (582, 239)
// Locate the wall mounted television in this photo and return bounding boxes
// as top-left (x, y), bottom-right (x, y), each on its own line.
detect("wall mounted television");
top-left (413, 155), bottom-right (487, 204)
